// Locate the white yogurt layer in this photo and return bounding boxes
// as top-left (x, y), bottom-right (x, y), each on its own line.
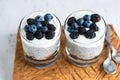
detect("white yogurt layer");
top-left (65, 10), bottom-right (106, 59)
top-left (20, 11), bottom-right (61, 48)
top-left (64, 10), bottom-right (106, 47)
top-left (20, 11), bottom-right (61, 60)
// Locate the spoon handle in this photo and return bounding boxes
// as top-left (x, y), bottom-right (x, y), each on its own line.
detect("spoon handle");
top-left (106, 26), bottom-right (111, 59)
top-left (106, 26), bottom-right (111, 43)
top-left (108, 43), bottom-right (111, 59)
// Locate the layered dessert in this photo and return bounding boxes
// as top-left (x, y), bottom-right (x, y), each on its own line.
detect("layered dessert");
top-left (20, 11), bottom-right (61, 68)
top-left (64, 10), bottom-right (106, 66)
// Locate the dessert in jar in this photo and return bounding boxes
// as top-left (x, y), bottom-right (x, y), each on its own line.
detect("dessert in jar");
top-left (64, 10), bottom-right (106, 67)
top-left (20, 11), bottom-right (61, 68)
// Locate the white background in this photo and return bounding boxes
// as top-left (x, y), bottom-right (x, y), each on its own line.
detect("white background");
top-left (0, 0), bottom-right (120, 80)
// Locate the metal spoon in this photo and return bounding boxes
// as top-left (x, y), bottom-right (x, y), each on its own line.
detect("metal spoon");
top-left (112, 46), bottom-right (120, 63)
top-left (103, 26), bottom-right (116, 74)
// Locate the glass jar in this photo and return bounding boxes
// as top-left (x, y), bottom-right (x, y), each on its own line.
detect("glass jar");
top-left (19, 11), bottom-right (61, 68)
top-left (64, 10), bottom-right (106, 67)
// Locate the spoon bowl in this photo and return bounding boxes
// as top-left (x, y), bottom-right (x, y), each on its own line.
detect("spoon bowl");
top-left (112, 47), bottom-right (120, 63)
top-left (103, 58), bottom-right (116, 74)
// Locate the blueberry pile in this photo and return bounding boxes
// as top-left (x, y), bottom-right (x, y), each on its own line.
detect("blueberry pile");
top-left (24, 13), bottom-right (56, 40)
top-left (67, 14), bottom-right (101, 39)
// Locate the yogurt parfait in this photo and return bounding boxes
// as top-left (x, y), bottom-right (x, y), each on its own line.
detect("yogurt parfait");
top-left (20, 11), bottom-right (61, 68)
top-left (64, 10), bottom-right (106, 67)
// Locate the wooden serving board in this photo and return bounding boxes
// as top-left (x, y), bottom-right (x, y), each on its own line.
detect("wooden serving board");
top-left (13, 25), bottom-right (120, 80)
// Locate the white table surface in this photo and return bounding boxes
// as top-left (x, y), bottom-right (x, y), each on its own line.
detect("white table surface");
top-left (0, 0), bottom-right (120, 80)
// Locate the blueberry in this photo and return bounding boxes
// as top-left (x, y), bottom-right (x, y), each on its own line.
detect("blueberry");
top-left (94, 26), bottom-right (99, 31)
top-left (85, 30), bottom-right (96, 39)
top-left (90, 23), bottom-right (99, 32)
top-left (34, 30), bottom-right (43, 39)
top-left (36, 22), bottom-right (42, 29)
top-left (24, 25), bottom-right (30, 32)
top-left (71, 23), bottom-right (79, 30)
top-left (27, 18), bottom-right (36, 25)
top-left (67, 27), bottom-right (75, 33)
top-left (83, 15), bottom-right (91, 21)
top-left (77, 18), bottom-right (84, 26)
top-left (47, 24), bottom-right (56, 31)
top-left (35, 16), bottom-right (43, 22)
top-left (41, 26), bottom-right (48, 33)
top-left (44, 13), bottom-right (53, 22)
top-left (41, 21), bottom-right (48, 26)
top-left (78, 27), bottom-right (86, 35)
top-left (69, 32), bottom-right (79, 39)
top-left (45, 30), bottom-right (55, 39)
top-left (67, 17), bottom-right (76, 26)
top-left (91, 14), bottom-right (101, 22)
top-left (29, 25), bottom-right (37, 33)
top-left (83, 21), bottom-right (91, 27)
top-left (26, 31), bottom-right (34, 40)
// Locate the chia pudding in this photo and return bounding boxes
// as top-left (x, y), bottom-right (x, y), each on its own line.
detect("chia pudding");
top-left (20, 11), bottom-right (61, 68)
top-left (64, 10), bottom-right (106, 67)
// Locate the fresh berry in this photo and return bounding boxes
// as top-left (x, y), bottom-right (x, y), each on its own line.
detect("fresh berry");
top-left (67, 17), bottom-right (76, 26)
top-left (67, 27), bottom-right (75, 33)
top-left (85, 30), bottom-right (96, 39)
top-left (25, 14), bottom-right (57, 40)
top-left (27, 18), bottom-right (36, 25)
top-left (83, 15), bottom-right (91, 21)
top-left (71, 23), bottom-right (79, 30)
top-left (44, 13), bottom-right (53, 22)
top-left (91, 14), bottom-right (101, 22)
top-left (36, 22), bottom-right (42, 29)
top-left (29, 25), bottom-right (37, 33)
top-left (41, 21), bottom-right (48, 26)
top-left (69, 32), bottom-right (79, 39)
top-left (78, 27), bottom-right (86, 34)
top-left (45, 30), bottom-right (55, 39)
top-left (47, 24), bottom-right (56, 31)
top-left (90, 23), bottom-right (99, 31)
top-left (35, 16), bottom-right (43, 22)
top-left (41, 26), bottom-right (48, 33)
top-left (77, 18), bottom-right (84, 26)
top-left (93, 26), bottom-right (99, 31)
top-left (24, 25), bottom-right (30, 32)
top-left (34, 30), bottom-right (43, 39)
top-left (83, 21), bottom-right (91, 27)
top-left (26, 31), bottom-right (34, 40)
